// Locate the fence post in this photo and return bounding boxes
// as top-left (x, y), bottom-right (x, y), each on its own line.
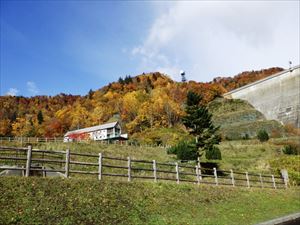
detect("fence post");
top-left (213, 167), bottom-right (218, 186)
top-left (42, 166), bottom-right (46, 177)
top-left (281, 169), bottom-right (289, 189)
top-left (175, 162), bottom-right (179, 184)
top-left (153, 160), bottom-right (157, 182)
top-left (25, 145), bottom-right (32, 177)
top-left (245, 172), bottom-right (250, 188)
top-left (230, 169), bottom-right (235, 187)
top-left (127, 157), bottom-right (131, 182)
top-left (259, 173), bottom-right (264, 188)
top-left (21, 166), bottom-right (25, 176)
top-left (271, 175), bottom-right (276, 189)
top-left (196, 165), bottom-right (200, 185)
top-left (65, 148), bottom-right (70, 178)
top-left (98, 153), bottom-right (102, 181)
top-left (197, 157), bottom-right (202, 180)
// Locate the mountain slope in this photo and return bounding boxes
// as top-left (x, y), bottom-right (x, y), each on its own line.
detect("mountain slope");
top-left (0, 67), bottom-right (284, 138)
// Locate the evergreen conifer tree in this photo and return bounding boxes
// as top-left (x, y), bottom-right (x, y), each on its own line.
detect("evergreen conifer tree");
top-left (182, 91), bottom-right (221, 159)
top-left (37, 110), bottom-right (44, 125)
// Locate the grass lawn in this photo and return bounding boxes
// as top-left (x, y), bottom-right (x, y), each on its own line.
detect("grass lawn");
top-left (0, 177), bottom-right (299, 225)
top-left (0, 177), bottom-right (300, 225)
top-left (1, 139), bottom-right (299, 224)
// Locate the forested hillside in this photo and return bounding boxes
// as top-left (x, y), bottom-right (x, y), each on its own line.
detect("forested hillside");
top-left (0, 67), bottom-right (283, 138)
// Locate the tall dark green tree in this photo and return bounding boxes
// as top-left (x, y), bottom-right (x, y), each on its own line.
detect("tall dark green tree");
top-left (37, 110), bottom-right (44, 125)
top-left (124, 75), bottom-right (132, 84)
top-left (118, 77), bottom-right (124, 84)
top-left (182, 91), bottom-right (221, 159)
top-left (88, 89), bottom-right (94, 99)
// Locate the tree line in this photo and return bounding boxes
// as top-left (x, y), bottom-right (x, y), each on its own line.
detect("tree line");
top-left (0, 68), bottom-right (282, 138)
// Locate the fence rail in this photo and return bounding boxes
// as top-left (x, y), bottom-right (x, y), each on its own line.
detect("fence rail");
top-left (0, 137), bottom-right (169, 148)
top-left (0, 145), bottom-right (289, 189)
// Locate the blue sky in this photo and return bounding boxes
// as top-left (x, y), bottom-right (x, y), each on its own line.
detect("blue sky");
top-left (1, 1), bottom-right (299, 97)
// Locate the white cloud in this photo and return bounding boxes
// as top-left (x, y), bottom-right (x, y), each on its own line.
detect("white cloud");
top-left (6, 88), bottom-right (19, 96)
top-left (131, 1), bottom-right (300, 81)
top-left (27, 81), bottom-right (39, 95)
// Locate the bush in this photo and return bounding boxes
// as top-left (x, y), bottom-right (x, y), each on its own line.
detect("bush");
top-left (282, 145), bottom-right (299, 155)
top-left (269, 155), bottom-right (300, 186)
top-left (205, 146), bottom-right (222, 160)
top-left (167, 146), bottom-right (177, 155)
top-left (257, 129), bottom-right (269, 142)
top-left (167, 140), bottom-right (198, 160)
top-left (242, 133), bottom-right (249, 140)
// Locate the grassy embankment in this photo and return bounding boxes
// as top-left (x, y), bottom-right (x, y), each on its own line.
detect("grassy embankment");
top-left (1, 136), bottom-right (299, 184)
top-left (0, 177), bottom-right (299, 225)
top-left (208, 98), bottom-right (286, 140)
top-left (1, 138), bottom-right (299, 224)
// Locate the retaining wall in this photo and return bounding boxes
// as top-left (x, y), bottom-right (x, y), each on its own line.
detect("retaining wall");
top-left (224, 66), bottom-right (300, 128)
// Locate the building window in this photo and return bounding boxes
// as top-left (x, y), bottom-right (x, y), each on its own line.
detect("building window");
top-left (107, 128), bottom-right (113, 134)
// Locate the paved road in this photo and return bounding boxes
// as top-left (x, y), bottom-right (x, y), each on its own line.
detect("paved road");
top-left (256, 212), bottom-right (300, 225)
top-left (279, 216), bottom-right (300, 225)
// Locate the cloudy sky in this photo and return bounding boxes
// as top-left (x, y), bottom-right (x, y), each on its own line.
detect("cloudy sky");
top-left (1, 1), bottom-right (299, 96)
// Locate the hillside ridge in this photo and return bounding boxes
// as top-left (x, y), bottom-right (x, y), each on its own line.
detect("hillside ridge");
top-left (0, 67), bottom-right (283, 138)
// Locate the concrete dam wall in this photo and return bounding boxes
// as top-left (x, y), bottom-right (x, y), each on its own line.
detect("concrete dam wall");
top-left (224, 66), bottom-right (300, 128)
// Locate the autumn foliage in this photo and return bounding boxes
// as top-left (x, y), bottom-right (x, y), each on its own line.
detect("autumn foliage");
top-left (0, 68), bottom-right (283, 137)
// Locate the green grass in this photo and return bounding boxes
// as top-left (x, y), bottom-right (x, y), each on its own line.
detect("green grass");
top-left (0, 141), bottom-right (174, 163)
top-left (1, 139), bottom-right (299, 224)
top-left (1, 137), bottom-right (299, 183)
top-left (215, 138), bottom-right (300, 185)
top-left (131, 126), bottom-right (190, 146)
top-left (217, 139), bottom-right (281, 172)
top-left (0, 177), bottom-right (299, 225)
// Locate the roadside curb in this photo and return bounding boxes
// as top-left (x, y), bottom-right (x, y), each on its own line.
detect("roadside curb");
top-left (255, 212), bottom-right (300, 225)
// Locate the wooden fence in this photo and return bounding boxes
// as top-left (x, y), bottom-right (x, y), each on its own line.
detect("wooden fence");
top-left (0, 146), bottom-right (288, 189)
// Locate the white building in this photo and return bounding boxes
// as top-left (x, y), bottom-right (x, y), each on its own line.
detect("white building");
top-left (64, 121), bottom-right (128, 142)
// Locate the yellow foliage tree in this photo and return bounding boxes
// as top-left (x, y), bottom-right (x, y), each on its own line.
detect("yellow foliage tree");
top-left (69, 103), bottom-right (91, 130)
top-left (0, 119), bottom-right (11, 136)
top-left (12, 117), bottom-right (35, 137)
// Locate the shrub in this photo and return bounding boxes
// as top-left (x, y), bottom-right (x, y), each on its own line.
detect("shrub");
top-left (167, 146), bottom-right (177, 155)
top-left (257, 129), bottom-right (269, 142)
top-left (242, 133), bottom-right (249, 140)
top-left (271, 129), bottom-right (282, 138)
top-left (284, 123), bottom-right (300, 136)
top-left (167, 140), bottom-right (198, 160)
top-left (269, 155), bottom-right (300, 186)
top-left (282, 145), bottom-right (299, 155)
top-left (205, 146), bottom-right (222, 160)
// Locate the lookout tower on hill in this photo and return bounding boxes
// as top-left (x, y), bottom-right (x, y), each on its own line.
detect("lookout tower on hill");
top-left (180, 70), bottom-right (186, 82)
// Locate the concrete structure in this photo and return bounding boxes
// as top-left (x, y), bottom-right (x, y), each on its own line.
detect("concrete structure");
top-left (224, 66), bottom-right (300, 128)
top-left (64, 121), bottom-right (128, 142)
